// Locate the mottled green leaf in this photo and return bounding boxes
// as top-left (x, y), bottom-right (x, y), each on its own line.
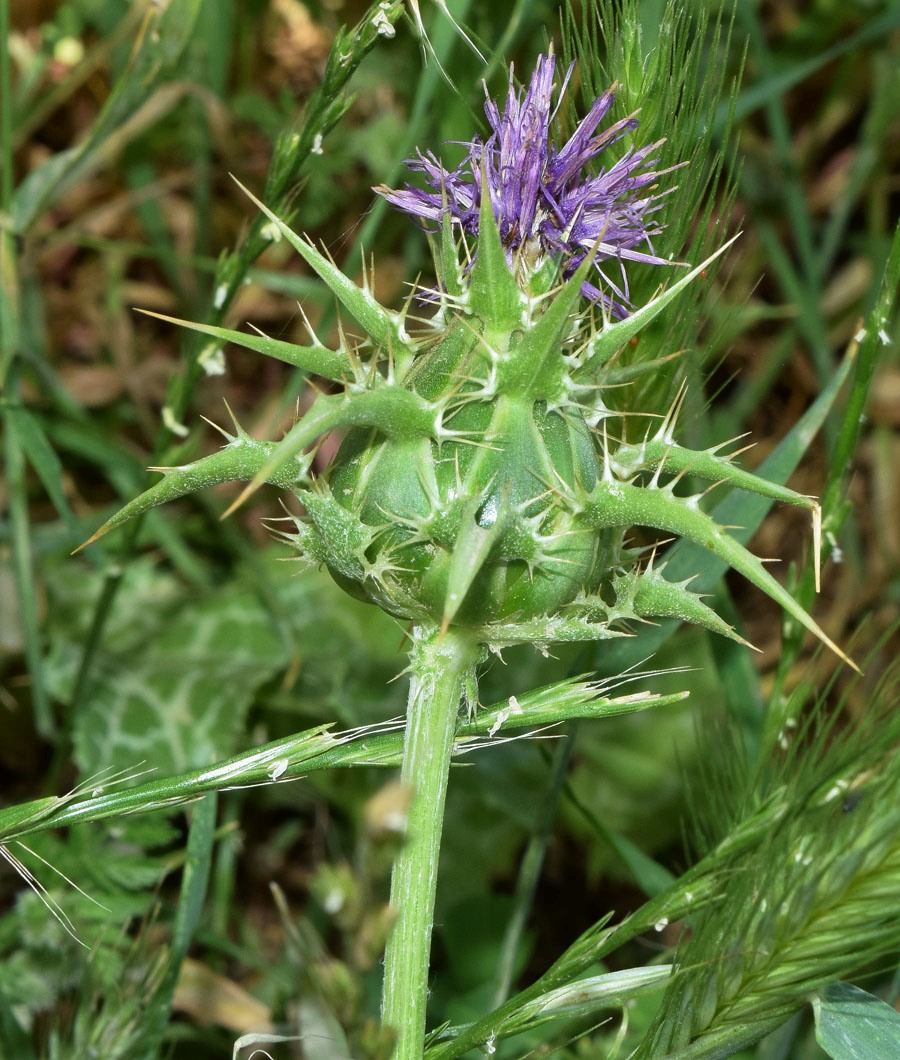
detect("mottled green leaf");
top-left (44, 550), bottom-right (404, 778)
top-left (815, 982), bottom-right (900, 1060)
top-left (70, 581), bottom-right (286, 775)
top-left (43, 559), bottom-right (283, 775)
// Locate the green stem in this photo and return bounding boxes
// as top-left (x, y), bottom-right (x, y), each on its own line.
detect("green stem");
top-left (382, 626), bottom-right (480, 1060)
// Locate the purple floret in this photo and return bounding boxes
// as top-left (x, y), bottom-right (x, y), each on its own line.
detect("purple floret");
top-left (376, 52), bottom-right (682, 317)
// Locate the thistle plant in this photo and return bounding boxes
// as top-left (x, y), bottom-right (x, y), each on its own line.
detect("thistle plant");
top-left (6, 0), bottom-right (900, 1055)
top-left (78, 43), bottom-right (859, 1060)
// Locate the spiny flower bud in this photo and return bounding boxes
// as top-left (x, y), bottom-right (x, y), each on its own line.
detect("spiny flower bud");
top-left (84, 53), bottom-right (851, 669)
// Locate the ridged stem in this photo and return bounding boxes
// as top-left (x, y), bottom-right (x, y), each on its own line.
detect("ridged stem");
top-left (382, 626), bottom-right (479, 1059)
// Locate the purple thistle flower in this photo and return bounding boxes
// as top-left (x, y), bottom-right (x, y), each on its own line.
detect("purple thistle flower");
top-left (376, 53), bottom-right (683, 317)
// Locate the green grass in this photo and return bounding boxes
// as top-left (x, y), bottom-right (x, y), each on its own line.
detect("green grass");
top-left (1, 1), bottom-right (898, 1058)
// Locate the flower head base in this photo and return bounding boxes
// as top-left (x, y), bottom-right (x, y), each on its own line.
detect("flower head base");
top-left (377, 53), bottom-right (683, 317)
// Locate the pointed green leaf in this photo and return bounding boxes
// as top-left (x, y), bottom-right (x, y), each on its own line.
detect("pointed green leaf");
top-left (78, 438), bottom-right (300, 550)
top-left (438, 499), bottom-right (506, 630)
top-left (630, 567), bottom-right (751, 646)
top-left (229, 385), bottom-right (438, 512)
top-left (234, 179), bottom-right (413, 361)
top-left (438, 211), bottom-right (464, 300)
top-left (590, 345), bottom-right (855, 676)
top-left (584, 236), bottom-right (739, 371)
top-left (300, 488), bottom-right (370, 581)
top-left (582, 480), bottom-right (855, 669)
top-left (480, 615), bottom-right (629, 646)
top-left (138, 310), bottom-right (352, 382)
top-left (467, 174), bottom-right (522, 332)
top-left (617, 436), bottom-right (818, 514)
top-left (502, 250), bottom-right (597, 397)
